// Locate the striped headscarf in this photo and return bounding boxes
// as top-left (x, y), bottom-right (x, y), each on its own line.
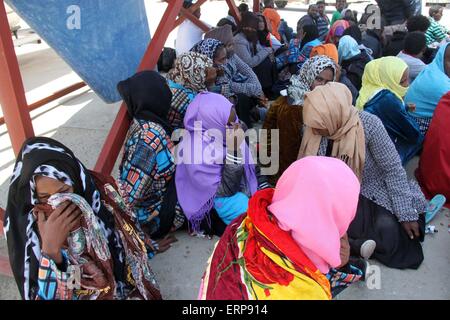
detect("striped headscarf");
top-left (287, 55), bottom-right (337, 106)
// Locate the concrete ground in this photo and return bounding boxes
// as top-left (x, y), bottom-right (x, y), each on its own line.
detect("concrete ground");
top-left (1, 0), bottom-right (449, 300)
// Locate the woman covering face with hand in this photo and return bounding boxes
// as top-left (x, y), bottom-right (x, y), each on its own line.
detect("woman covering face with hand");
top-left (4, 137), bottom-right (161, 300)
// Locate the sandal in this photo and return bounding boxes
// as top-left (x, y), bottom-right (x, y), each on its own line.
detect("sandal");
top-left (425, 194), bottom-right (446, 224)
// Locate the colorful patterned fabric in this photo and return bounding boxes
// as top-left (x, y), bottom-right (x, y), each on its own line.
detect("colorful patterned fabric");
top-left (200, 189), bottom-right (332, 300)
top-left (327, 264), bottom-right (364, 297)
top-left (167, 80), bottom-right (197, 130)
top-left (119, 119), bottom-right (176, 235)
top-left (276, 38), bottom-right (321, 71)
top-left (37, 252), bottom-right (72, 300)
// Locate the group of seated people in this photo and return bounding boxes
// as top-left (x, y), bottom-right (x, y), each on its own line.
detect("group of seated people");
top-left (4, 0), bottom-right (450, 300)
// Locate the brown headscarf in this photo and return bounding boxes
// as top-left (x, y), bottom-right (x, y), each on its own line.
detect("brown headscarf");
top-left (204, 24), bottom-right (234, 44)
top-left (298, 82), bottom-right (366, 181)
top-left (167, 52), bottom-right (213, 92)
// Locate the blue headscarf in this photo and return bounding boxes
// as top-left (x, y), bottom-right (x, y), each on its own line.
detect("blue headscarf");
top-left (190, 38), bottom-right (223, 60)
top-left (405, 43), bottom-right (450, 119)
top-left (338, 35), bottom-right (361, 63)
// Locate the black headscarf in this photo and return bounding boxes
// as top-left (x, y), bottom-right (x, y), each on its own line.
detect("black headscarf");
top-left (4, 137), bottom-right (126, 300)
top-left (300, 24), bottom-right (319, 49)
top-left (238, 11), bottom-right (260, 53)
top-left (257, 14), bottom-right (271, 48)
top-left (343, 25), bottom-right (363, 44)
top-left (117, 71), bottom-right (173, 134)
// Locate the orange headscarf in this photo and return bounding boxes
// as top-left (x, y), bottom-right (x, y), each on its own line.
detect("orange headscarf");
top-left (262, 8), bottom-right (281, 41)
top-left (310, 44), bottom-right (339, 64)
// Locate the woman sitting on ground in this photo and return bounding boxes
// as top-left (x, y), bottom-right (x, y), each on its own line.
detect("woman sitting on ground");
top-left (263, 55), bottom-right (336, 185)
top-left (338, 35), bottom-right (372, 90)
top-left (166, 52), bottom-right (217, 130)
top-left (310, 44), bottom-right (359, 104)
top-left (190, 38), bottom-right (233, 99)
top-left (199, 156), bottom-right (366, 300)
top-left (233, 11), bottom-right (277, 98)
top-left (405, 43), bottom-right (450, 135)
top-left (117, 71), bottom-right (181, 248)
top-left (205, 25), bottom-right (268, 128)
top-left (299, 82), bottom-right (432, 270)
top-left (325, 19), bottom-right (350, 45)
top-left (175, 92), bottom-right (269, 237)
top-left (357, 57), bottom-right (423, 165)
top-left (276, 24), bottom-right (321, 75)
top-left (5, 137), bottom-right (162, 300)
top-left (257, 13), bottom-right (282, 51)
top-left (191, 38), bottom-right (266, 127)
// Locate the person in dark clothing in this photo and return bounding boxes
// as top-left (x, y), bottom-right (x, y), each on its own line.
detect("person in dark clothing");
top-left (362, 19), bottom-right (385, 59)
top-left (339, 35), bottom-right (372, 90)
top-left (375, 0), bottom-right (421, 26)
top-left (297, 4), bottom-right (319, 32)
top-left (383, 15), bottom-right (430, 57)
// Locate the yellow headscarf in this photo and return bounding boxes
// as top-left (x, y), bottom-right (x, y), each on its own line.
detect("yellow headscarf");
top-left (356, 57), bottom-right (409, 110)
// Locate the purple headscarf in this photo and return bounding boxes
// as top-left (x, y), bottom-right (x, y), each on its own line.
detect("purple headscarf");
top-left (175, 92), bottom-right (258, 231)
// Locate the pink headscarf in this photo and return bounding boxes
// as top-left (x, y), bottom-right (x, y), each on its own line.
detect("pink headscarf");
top-left (268, 156), bottom-right (360, 274)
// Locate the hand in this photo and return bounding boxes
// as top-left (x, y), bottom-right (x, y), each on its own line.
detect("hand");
top-left (258, 95), bottom-right (269, 108)
top-left (401, 221), bottom-right (420, 240)
top-left (215, 66), bottom-right (225, 77)
top-left (226, 123), bottom-right (245, 154)
top-left (406, 103), bottom-right (416, 113)
top-left (338, 233), bottom-right (350, 268)
top-left (37, 201), bottom-right (82, 264)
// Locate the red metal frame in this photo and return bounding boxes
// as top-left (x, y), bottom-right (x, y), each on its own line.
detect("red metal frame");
top-left (95, 0), bottom-right (246, 175)
top-left (94, 0), bottom-right (185, 174)
top-left (253, 0), bottom-right (261, 13)
top-left (173, 0), bottom-right (208, 29)
top-left (0, 0), bottom-right (35, 155)
top-left (0, 81), bottom-right (86, 126)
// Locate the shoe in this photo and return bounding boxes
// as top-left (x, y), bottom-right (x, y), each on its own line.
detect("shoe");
top-left (360, 240), bottom-right (376, 260)
top-left (425, 194), bottom-right (446, 224)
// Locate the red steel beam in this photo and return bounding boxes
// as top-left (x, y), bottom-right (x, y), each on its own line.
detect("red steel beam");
top-left (226, 0), bottom-right (241, 24)
top-left (0, 1), bottom-right (34, 156)
top-left (0, 81), bottom-right (87, 126)
top-left (177, 6), bottom-right (210, 32)
top-left (253, 0), bottom-right (261, 13)
top-left (173, 0), bottom-right (208, 29)
top-left (94, 0), bottom-right (185, 175)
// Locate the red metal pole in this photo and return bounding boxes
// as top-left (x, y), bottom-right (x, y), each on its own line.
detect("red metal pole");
top-left (225, 0), bottom-right (241, 24)
top-left (253, 0), bottom-right (261, 13)
top-left (177, 7), bottom-right (211, 32)
top-left (94, 0), bottom-right (185, 175)
top-left (0, 81), bottom-right (87, 126)
top-left (0, 1), bottom-right (34, 156)
top-left (173, 0), bottom-right (208, 29)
